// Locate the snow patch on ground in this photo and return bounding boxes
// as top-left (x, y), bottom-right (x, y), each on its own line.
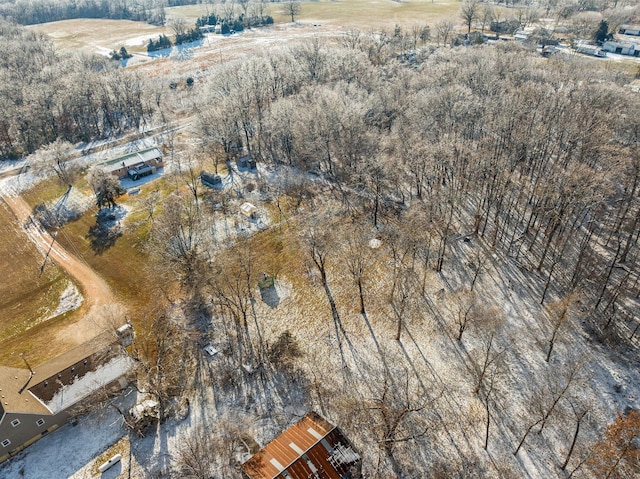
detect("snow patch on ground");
top-left (48, 281), bottom-right (84, 319)
top-left (1, 390), bottom-right (136, 479)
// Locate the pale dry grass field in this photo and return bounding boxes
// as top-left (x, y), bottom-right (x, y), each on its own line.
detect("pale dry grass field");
top-left (166, 0), bottom-right (461, 29)
top-left (30, 18), bottom-right (171, 54)
top-left (0, 198), bottom-right (86, 367)
top-left (273, 0), bottom-right (461, 29)
top-left (32, 0), bottom-right (462, 56)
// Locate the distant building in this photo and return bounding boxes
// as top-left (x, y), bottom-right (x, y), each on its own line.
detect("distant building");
top-left (602, 40), bottom-right (640, 57)
top-left (619, 25), bottom-right (640, 36)
top-left (0, 331), bottom-right (133, 463)
top-left (241, 411), bottom-right (361, 479)
top-left (100, 147), bottom-right (164, 180)
top-left (574, 40), bottom-right (606, 57)
top-left (514, 30), bottom-right (530, 42)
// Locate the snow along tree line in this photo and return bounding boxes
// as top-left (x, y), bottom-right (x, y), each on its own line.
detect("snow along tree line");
top-left (3, 17), bottom-right (640, 478)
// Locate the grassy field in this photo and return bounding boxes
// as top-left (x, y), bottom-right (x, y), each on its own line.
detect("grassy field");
top-left (272, 0), bottom-right (461, 29)
top-left (52, 188), bottom-right (156, 307)
top-left (30, 18), bottom-right (170, 54)
top-left (166, 0), bottom-right (461, 28)
top-left (0, 199), bottom-right (76, 361)
top-left (0, 176), bottom-right (166, 367)
top-left (33, 0), bottom-right (462, 54)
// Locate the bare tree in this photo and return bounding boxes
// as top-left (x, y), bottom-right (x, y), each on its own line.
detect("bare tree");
top-left (515, 358), bottom-right (586, 454)
top-left (434, 18), bottom-right (455, 46)
top-left (391, 268), bottom-right (419, 342)
top-left (88, 168), bottom-right (125, 210)
top-left (170, 17), bottom-right (189, 37)
top-left (472, 328), bottom-right (506, 395)
top-left (342, 223), bottom-right (374, 315)
top-left (362, 367), bottom-right (434, 476)
top-left (150, 192), bottom-right (204, 292)
top-left (29, 139), bottom-right (79, 188)
top-left (282, 1), bottom-right (300, 22)
top-left (561, 399), bottom-right (590, 471)
top-left (129, 309), bottom-right (193, 422)
top-left (236, 0), bottom-right (250, 20)
top-left (481, 364), bottom-right (497, 450)
top-left (176, 152), bottom-right (203, 210)
top-left (448, 290), bottom-right (501, 342)
top-left (460, 0), bottom-right (480, 33)
top-left (544, 293), bottom-right (579, 363)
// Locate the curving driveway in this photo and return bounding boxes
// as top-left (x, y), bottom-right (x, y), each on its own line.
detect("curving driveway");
top-left (1, 192), bottom-right (118, 346)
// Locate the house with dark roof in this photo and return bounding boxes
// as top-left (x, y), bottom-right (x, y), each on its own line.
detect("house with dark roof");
top-left (241, 411), bottom-right (361, 479)
top-left (100, 147), bottom-right (164, 180)
top-left (0, 330), bottom-right (133, 463)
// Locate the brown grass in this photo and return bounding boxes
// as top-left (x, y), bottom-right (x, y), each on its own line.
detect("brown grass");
top-left (53, 194), bottom-right (155, 307)
top-left (30, 18), bottom-right (170, 54)
top-left (33, 0), bottom-right (462, 56)
top-left (22, 179), bottom-right (69, 206)
top-left (0, 178), bottom-right (168, 367)
top-left (274, 0), bottom-right (462, 29)
top-left (168, 0), bottom-right (461, 30)
top-left (0, 200), bottom-right (72, 344)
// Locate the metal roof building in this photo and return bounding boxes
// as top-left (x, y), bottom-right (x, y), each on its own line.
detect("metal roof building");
top-left (0, 331), bottom-right (132, 463)
top-left (241, 412), bottom-right (361, 479)
top-left (100, 147), bottom-right (164, 179)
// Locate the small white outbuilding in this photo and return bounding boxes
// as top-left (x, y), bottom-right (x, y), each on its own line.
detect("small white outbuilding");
top-left (240, 202), bottom-right (258, 219)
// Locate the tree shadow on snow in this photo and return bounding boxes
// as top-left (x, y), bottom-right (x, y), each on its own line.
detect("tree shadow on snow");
top-left (86, 207), bottom-right (125, 254)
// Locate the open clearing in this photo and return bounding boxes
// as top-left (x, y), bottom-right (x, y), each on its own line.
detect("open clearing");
top-left (32, 0), bottom-right (461, 57)
top-left (0, 199), bottom-right (72, 345)
top-left (165, 0), bottom-right (461, 29)
top-left (29, 19), bottom-right (171, 54)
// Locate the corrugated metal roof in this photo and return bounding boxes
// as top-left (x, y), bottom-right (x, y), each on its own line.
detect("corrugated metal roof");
top-left (242, 412), bottom-right (360, 479)
top-left (100, 147), bottom-right (163, 173)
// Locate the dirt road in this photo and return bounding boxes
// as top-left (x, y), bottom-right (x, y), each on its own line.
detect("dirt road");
top-left (1, 192), bottom-right (118, 347)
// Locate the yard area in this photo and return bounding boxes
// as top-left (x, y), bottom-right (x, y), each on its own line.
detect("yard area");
top-left (0, 198), bottom-right (80, 364)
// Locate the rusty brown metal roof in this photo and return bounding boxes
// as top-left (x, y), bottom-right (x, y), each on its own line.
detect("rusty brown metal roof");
top-left (242, 412), bottom-right (360, 479)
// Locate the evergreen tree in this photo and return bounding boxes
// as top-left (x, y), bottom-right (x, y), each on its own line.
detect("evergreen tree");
top-left (593, 20), bottom-right (612, 43)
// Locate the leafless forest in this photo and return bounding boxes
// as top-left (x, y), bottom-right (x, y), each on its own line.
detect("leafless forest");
top-left (1, 6), bottom-right (640, 478)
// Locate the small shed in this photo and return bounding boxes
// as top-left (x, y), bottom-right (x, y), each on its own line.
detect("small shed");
top-left (575, 41), bottom-right (606, 57)
top-left (240, 202), bottom-right (257, 219)
top-left (201, 172), bottom-right (222, 187)
top-left (237, 156), bottom-right (248, 168)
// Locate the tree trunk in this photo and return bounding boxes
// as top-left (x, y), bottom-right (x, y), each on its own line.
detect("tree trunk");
top-left (483, 396), bottom-right (490, 450)
top-left (562, 411), bottom-right (586, 470)
top-left (358, 278), bottom-right (366, 315)
top-left (514, 420), bottom-right (541, 455)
